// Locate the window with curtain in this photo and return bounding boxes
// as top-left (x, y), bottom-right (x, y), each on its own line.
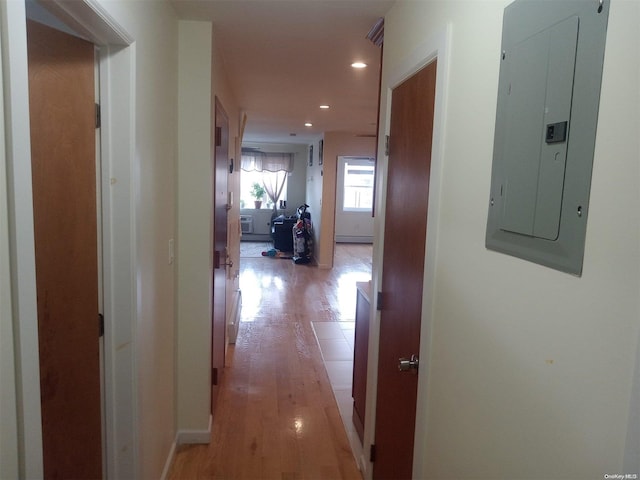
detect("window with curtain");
top-left (240, 150), bottom-right (294, 212)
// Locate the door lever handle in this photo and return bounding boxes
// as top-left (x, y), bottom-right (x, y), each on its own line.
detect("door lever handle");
top-left (214, 250), bottom-right (233, 269)
top-left (399, 354), bottom-right (419, 372)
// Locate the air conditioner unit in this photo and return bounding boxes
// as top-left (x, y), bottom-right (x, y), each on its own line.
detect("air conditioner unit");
top-left (240, 215), bottom-right (253, 234)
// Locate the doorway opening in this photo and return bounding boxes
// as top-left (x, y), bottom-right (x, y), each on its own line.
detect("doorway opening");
top-left (335, 156), bottom-right (375, 245)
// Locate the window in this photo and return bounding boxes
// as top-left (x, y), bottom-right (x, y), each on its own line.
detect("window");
top-left (343, 161), bottom-right (374, 212)
top-left (240, 170), bottom-right (288, 210)
top-left (240, 150), bottom-right (293, 210)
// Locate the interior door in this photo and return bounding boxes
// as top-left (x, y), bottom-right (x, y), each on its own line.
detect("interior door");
top-left (27, 20), bottom-right (102, 478)
top-left (212, 97), bottom-right (229, 413)
top-left (373, 60), bottom-right (437, 480)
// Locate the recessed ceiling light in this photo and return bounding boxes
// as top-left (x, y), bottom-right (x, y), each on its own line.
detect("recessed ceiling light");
top-left (304, 122), bottom-right (313, 127)
top-left (351, 62), bottom-right (367, 68)
top-left (319, 105), bottom-right (330, 109)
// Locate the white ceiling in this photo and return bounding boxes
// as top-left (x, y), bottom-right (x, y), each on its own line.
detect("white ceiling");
top-left (170, 0), bottom-right (395, 145)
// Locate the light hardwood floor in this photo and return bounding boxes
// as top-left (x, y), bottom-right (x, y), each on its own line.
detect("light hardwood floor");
top-left (168, 243), bottom-right (373, 479)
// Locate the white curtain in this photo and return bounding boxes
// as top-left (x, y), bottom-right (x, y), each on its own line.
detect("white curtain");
top-left (262, 170), bottom-right (288, 215)
top-left (241, 151), bottom-right (294, 215)
top-left (241, 151), bottom-right (294, 173)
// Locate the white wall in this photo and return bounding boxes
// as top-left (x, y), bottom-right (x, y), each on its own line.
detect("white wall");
top-left (92, 2), bottom-right (179, 478)
top-left (176, 20), bottom-right (213, 438)
top-left (175, 17), bottom-right (241, 446)
top-left (371, 1), bottom-right (640, 478)
top-left (240, 209), bottom-right (273, 237)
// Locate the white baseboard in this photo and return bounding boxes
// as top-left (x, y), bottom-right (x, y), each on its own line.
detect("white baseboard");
top-left (228, 290), bottom-right (242, 344)
top-left (161, 414), bottom-right (212, 480)
top-left (160, 439), bottom-right (177, 480)
top-left (177, 414), bottom-right (212, 445)
top-left (358, 451), bottom-right (370, 478)
top-left (335, 235), bottom-right (373, 244)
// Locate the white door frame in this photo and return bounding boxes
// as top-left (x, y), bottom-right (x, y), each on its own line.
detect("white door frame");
top-left (0, 9), bottom-right (20, 478)
top-left (365, 25), bottom-right (451, 479)
top-left (1, 1), bottom-right (137, 477)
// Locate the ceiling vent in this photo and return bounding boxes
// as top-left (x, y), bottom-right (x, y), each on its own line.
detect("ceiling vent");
top-left (366, 18), bottom-right (384, 47)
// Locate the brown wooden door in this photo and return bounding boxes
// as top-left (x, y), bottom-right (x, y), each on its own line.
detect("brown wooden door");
top-left (27, 20), bottom-right (102, 478)
top-left (352, 283), bottom-right (371, 442)
top-left (212, 97), bottom-right (229, 413)
top-left (373, 60), bottom-right (437, 480)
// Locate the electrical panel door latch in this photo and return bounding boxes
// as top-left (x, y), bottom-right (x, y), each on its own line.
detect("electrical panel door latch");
top-left (545, 121), bottom-right (568, 143)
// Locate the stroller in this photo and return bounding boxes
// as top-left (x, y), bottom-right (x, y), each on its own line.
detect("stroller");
top-left (292, 204), bottom-right (313, 264)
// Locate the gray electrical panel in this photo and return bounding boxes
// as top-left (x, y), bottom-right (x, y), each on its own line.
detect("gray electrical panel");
top-left (486, 0), bottom-right (610, 275)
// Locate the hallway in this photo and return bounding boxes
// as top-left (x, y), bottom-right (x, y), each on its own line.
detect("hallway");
top-left (169, 244), bottom-right (372, 479)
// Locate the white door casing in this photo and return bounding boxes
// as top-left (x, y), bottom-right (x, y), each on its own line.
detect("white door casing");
top-left (1, 2), bottom-right (135, 477)
top-left (364, 25), bottom-right (451, 480)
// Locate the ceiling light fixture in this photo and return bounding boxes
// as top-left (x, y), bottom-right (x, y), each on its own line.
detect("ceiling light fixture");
top-left (304, 122), bottom-right (313, 127)
top-left (319, 105), bottom-right (330, 109)
top-left (351, 62), bottom-right (367, 68)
